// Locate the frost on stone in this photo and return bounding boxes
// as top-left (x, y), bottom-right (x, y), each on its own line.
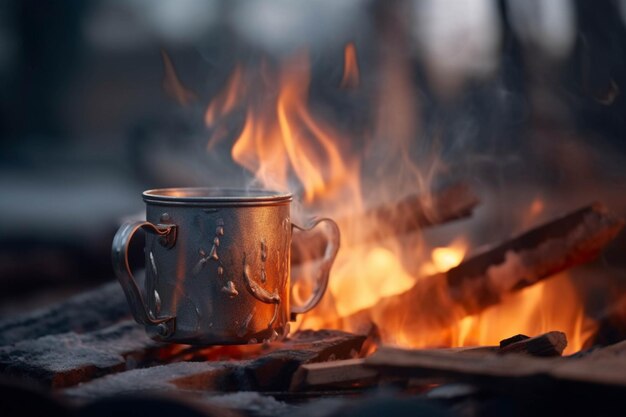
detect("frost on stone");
top-left (0, 320), bottom-right (158, 384)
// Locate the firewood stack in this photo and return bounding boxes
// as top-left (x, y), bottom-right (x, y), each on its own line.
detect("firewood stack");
top-left (2, 184), bottom-right (626, 417)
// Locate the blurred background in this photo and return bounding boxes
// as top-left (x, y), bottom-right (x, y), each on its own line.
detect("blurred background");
top-left (2, 0), bottom-right (626, 317)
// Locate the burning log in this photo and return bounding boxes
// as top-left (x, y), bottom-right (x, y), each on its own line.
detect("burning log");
top-left (292, 181), bottom-right (479, 265)
top-left (447, 203), bottom-right (623, 314)
top-left (338, 203), bottom-right (623, 341)
top-left (361, 181), bottom-right (479, 237)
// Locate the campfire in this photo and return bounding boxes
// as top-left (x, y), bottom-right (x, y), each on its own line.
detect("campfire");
top-left (4, 5), bottom-right (626, 417)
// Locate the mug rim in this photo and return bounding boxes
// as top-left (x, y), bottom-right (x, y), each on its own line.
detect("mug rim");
top-left (143, 187), bottom-right (293, 206)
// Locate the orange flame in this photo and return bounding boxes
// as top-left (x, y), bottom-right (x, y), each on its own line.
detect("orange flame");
top-left (202, 44), bottom-right (595, 353)
top-left (452, 273), bottom-right (596, 354)
top-left (161, 50), bottom-right (196, 106)
top-left (229, 53), bottom-right (354, 203)
top-left (340, 42), bottom-right (360, 89)
top-left (420, 238), bottom-right (467, 276)
top-left (205, 65), bottom-right (244, 128)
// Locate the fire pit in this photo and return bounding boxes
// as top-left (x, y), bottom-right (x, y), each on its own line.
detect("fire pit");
top-left (3, 2), bottom-right (626, 417)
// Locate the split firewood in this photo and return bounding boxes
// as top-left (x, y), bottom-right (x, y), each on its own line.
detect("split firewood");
top-left (337, 203), bottom-right (623, 341)
top-left (292, 181), bottom-right (479, 265)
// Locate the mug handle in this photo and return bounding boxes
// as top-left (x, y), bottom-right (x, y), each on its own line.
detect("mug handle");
top-left (111, 221), bottom-right (177, 331)
top-left (290, 218), bottom-right (340, 317)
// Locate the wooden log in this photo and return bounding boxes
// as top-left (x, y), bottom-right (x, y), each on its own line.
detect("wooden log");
top-left (499, 331), bottom-right (567, 357)
top-left (447, 203), bottom-right (624, 314)
top-left (292, 181), bottom-right (479, 265)
top-left (338, 204), bottom-right (624, 341)
top-left (361, 181), bottom-right (479, 237)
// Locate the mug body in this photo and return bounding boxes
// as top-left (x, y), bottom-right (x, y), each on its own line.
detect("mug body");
top-left (143, 188), bottom-right (292, 344)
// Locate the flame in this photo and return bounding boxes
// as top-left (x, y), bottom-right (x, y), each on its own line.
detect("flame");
top-left (205, 65), bottom-right (244, 128)
top-left (227, 53), bottom-right (354, 203)
top-left (420, 238), bottom-right (467, 275)
top-left (201, 44), bottom-right (596, 353)
top-left (451, 272), bottom-right (596, 354)
top-left (161, 50), bottom-right (196, 106)
top-left (340, 42), bottom-right (360, 89)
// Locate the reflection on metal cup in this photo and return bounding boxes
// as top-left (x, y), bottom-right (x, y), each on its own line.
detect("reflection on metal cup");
top-left (112, 188), bottom-right (339, 345)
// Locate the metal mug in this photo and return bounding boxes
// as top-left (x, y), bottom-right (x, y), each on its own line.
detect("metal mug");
top-left (112, 188), bottom-right (340, 345)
